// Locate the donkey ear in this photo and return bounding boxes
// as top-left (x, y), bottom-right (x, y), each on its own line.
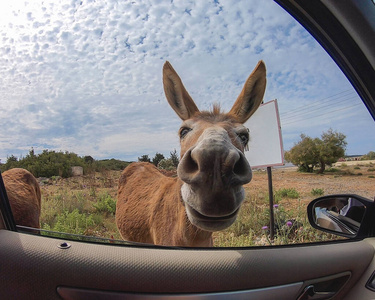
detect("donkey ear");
top-left (228, 60), bottom-right (266, 123)
top-left (163, 61), bottom-right (200, 120)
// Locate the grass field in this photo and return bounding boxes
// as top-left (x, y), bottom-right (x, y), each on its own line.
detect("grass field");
top-left (38, 161), bottom-right (375, 247)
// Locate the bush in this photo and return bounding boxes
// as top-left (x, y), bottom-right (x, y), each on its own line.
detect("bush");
top-left (92, 159), bottom-right (130, 171)
top-left (158, 158), bottom-right (176, 170)
top-left (45, 209), bottom-right (95, 235)
top-left (93, 192), bottom-right (116, 215)
top-left (0, 148), bottom-right (131, 177)
top-left (275, 188), bottom-right (300, 199)
top-left (311, 188), bottom-right (324, 196)
top-left (0, 149), bottom-right (85, 178)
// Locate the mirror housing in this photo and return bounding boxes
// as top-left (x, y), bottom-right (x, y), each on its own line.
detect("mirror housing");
top-left (307, 194), bottom-right (375, 238)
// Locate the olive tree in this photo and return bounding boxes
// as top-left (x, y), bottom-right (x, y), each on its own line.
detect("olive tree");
top-left (284, 134), bottom-right (319, 172)
top-left (316, 129), bottom-right (347, 173)
top-left (284, 129), bottom-right (347, 173)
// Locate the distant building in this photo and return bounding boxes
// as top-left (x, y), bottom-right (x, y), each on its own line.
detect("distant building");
top-left (341, 155), bottom-right (364, 161)
top-left (71, 166), bottom-right (84, 176)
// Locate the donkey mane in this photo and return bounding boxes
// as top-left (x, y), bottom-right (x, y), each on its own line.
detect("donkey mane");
top-left (193, 104), bottom-right (237, 124)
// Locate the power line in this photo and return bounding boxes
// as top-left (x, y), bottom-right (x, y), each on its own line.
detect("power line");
top-left (281, 95), bottom-right (358, 121)
top-left (280, 89), bottom-right (355, 117)
top-left (281, 93), bottom-right (356, 119)
top-left (282, 103), bottom-right (362, 126)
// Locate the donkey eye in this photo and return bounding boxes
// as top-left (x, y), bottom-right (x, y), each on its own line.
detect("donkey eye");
top-left (238, 133), bottom-right (249, 145)
top-left (179, 127), bottom-right (191, 139)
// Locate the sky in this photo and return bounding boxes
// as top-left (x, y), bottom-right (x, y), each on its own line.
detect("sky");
top-left (0, 0), bottom-right (374, 163)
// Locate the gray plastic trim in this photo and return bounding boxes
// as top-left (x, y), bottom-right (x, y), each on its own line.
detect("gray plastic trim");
top-left (58, 283), bottom-right (303, 300)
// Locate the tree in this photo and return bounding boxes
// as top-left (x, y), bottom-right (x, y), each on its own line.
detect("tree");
top-left (152, 153), bottom-right (165, 166)
top-left (316, 129), bottom-right (347, 173)
top-left (362, 151), bottom-right (375, 160)
top-left (284, 129), bottom-right (347, 173)
top-left (1, 155), bottom-right (19, 171)
top-left (158, 158), bottom-right (175, 170)
top-left (284, 134), bottom-right (319, 173)
top-left (84, 155), bottom-right (94, 164)
top-left (138, 154), bottom-right (151, 163)
top-left (169, 149), bottom-right (179, 167)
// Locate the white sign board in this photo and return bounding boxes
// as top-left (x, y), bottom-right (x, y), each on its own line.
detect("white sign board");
top-left (244, 100), bottom-right (284, 168)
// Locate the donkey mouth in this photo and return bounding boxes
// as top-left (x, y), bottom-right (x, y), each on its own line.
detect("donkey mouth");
top-left (185, 203), bottom-right (239, 231)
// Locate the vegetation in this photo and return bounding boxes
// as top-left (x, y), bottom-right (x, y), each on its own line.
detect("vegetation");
top-left (362, 151), bottom-right (375, 160)
top-left (40, 172), bottom-right (121, 240)
top-left (34, 168), bottom-right (355, 247)
top-left (138, 154), bottom-right (151, 163)
top-left (91, 159), bottom-right (130, 172)
top-left (138, 151), bottom-right (179, 169)
top-left (311, 188), bottom-right (324, 196)
top-left (3, 145), bottom-right (373, 247)
top-left (275, 188), bottom-right (300, 199)
top-left (152, 153), bottom-right (165, 167)
top-left (169, 149), bottom-right (180, 167)
top-left (0, 149), bottom-right (85, 178)
top-left (0, 149), bottom-right (131, 178)
top-left (158, 150), bottom-right (180, 170)
top-left (284, 129), bottom-right (347, 173)
top-left (213, 191), bottom-right (338, 247)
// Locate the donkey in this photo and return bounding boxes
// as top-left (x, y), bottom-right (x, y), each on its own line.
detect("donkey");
top-left (116, 61), bottom-right (266, 247)
top-left (2, 168), bottom-right (42, 228)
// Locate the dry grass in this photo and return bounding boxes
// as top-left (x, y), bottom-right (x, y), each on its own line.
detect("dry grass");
top-left (37, 162), bottom-right (374, 247)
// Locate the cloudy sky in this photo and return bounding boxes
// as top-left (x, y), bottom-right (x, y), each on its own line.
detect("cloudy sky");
top-left (0, 0), bottom-right (374, 163)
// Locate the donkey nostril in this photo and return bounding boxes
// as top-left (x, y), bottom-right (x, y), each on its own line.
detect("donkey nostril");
top-left (178, 149), bottom-right (199, 183)
top-left (233, 154), bottom-right (252, 184)
top-left (184, 154), bottom-right (199, 174)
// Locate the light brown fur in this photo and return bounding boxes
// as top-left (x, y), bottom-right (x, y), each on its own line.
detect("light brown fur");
top-left (116, 163), bottom-right (212, 246)
top-left (116, 61), bottom-right (266, 247)
top-left (2, 168), bottom-right (41, 228)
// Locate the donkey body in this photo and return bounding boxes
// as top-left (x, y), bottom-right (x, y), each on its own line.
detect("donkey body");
top-left (2, 168), bottom-right (41, 228)
top-left (116, 61), bottom-right (266, 246)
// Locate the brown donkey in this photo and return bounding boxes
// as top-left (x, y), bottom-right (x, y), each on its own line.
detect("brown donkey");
top-left (2, 168), bottom-right (41, 228)
top-left (116, 61), bottom-right (266, 246)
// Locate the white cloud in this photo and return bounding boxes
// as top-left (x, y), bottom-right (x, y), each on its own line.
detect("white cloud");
top-left (0, 0), bottom-right (374, 164)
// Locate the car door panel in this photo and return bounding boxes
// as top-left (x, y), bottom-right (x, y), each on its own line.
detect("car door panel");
top-left (343, 239), bottom-right (375, 300)
top-left (0, 230), bottom-right (373, 299)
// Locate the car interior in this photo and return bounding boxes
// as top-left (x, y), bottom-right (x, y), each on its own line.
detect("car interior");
top-left (0, 0), bottom-right (374, 299)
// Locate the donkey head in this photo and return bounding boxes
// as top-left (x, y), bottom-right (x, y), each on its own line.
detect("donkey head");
top-left (163, 61), bottom-right (266, 231)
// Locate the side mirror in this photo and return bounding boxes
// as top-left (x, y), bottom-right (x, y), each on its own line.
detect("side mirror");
top-left (307, 194), bottom-right (375, 238)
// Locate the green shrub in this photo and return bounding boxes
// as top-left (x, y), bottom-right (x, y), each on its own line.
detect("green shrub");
top-left (369, 175), bottom-right (375, 178)
top-left (93, 192), bottom-right (116, 215)
top-left (44, 209), bottom-right (95, 235)
top-left (275, 188), bottom-right (300, 199)
top-left (311, 188), bottom-right (324, 196)
top-left (368, 168), bottom-right (375, 172)
top-left (325, 167), bottom-right (340, 173)
top-left (158, 158), bottom-right (176, 170)
top-left (92, 159), bottom-right (130, 171)
top-left (354, 166), bottom-right (360, 170)
top-left (0, 148), bottom-right (131, 177)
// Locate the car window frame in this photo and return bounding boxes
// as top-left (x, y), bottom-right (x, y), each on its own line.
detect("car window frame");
top-left (0, 0), bottom-right (374, 248)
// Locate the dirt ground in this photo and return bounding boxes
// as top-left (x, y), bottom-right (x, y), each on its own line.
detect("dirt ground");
top-left (248, 162), bottom-right (375, 207)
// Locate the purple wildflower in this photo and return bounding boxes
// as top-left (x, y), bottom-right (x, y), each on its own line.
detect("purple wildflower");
top-left (286, 221), bottom-right (293, 227)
